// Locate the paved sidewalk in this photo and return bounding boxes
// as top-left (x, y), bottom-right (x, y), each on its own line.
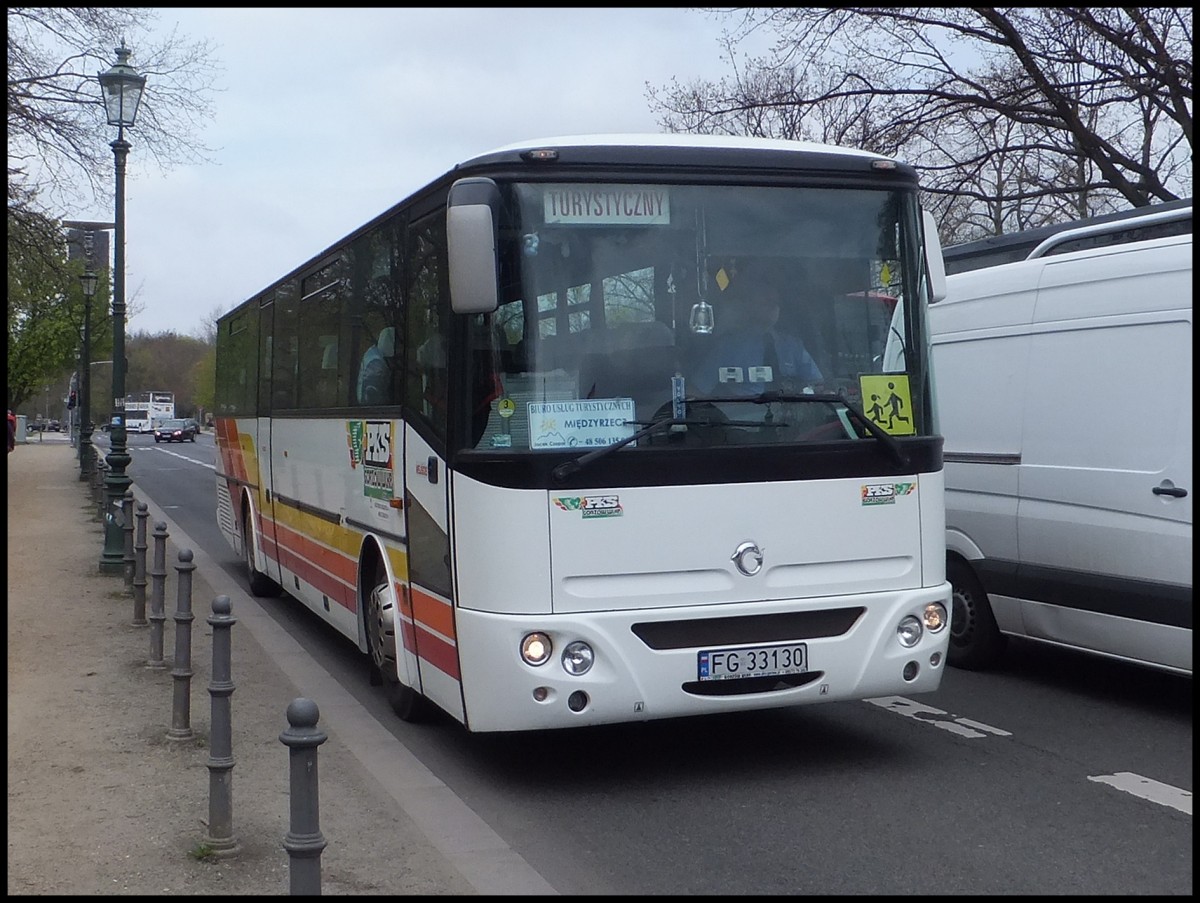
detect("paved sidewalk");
top-left (6, 440), bottom-right (480, 895)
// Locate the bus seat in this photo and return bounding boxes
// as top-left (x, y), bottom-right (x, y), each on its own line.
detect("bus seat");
top-left (578, 321), bottom-right (676, 416)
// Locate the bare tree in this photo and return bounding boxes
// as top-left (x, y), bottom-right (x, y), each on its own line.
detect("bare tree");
top-left (649, 8), bottom-right (1192, 240)
top-left (7, 7), bottom-right (220, 221)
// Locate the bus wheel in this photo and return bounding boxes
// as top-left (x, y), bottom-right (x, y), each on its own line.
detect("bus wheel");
top-left (947, 558), bottom-right (1005, 670)
top-left (242, 509), bottom-right (281, 597)
top-left (365, 561), bottom-right (431, 723)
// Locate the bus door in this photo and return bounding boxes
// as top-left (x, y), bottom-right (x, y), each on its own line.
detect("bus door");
top-left (401, 425), bottom-right (453, 707)
top-left (397, 212), bottom-right (459, 715)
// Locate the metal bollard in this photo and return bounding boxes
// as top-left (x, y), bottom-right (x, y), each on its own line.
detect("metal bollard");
top-left (146, 522), bottom-right (169, 669)
top-left (94, 460), bottom-right (108, 520)
top-left (205, 595), bottom-right (239, 856)
top-left (280, 698), bottom-right (328, 896)
top-left (166, 549), bottom-right (196, 744)
top-left (133, 503), bottom-right (149, 627)
top-left (96, 459), bottom-right (110, 521)
top-left (122, 490), bottom-right (136, 594)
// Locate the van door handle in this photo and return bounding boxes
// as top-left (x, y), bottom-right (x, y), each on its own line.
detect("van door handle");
top-left (1152, 482), bottom-right (1187, 498)
top-left (426, 455), bottom-right (439, 484)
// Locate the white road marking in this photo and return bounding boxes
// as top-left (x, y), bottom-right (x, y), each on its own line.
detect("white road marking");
top-left (865, 695), bottom-right (1012, 738)
top-left (870, 698), bottom-right (1190, 816)
top-left (145, 445), bottom-right (216, 470)
top-left (1089, 773), bottom-right (1192, 815)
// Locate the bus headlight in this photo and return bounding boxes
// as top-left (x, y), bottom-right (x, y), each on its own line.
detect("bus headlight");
top-left (896, 615), bottom-right (923, 648)
top-left (520, 632), bottom-right (552, 666)
top-left (561, 641), bottom-right (594, 676)
top-left (923, 602), bottom-right (948, 632)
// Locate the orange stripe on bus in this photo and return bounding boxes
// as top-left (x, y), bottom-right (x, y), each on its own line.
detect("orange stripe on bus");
top-left (272, 519), bottom-right (358, 585)
top-left (398, 583), bottom-right (414, 619)
top-left (410, 586), bottom-right (456, 640)
top-left (258, 514), bottom-right (355, 612)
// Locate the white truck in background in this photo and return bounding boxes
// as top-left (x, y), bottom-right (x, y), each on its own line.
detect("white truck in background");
top-left (930, 203), bottom-right (1192, 676)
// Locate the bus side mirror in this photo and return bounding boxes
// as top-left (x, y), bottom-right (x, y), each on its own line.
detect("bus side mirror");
top-left (923, 210), bottom-right (947, 303)
top-left (448, 177), bottom-right (501, 314)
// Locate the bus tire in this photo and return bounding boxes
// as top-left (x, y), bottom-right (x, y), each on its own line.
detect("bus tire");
top-left (243, 508), bottom-right (281, 597)
top-left (947, 557), bottom-right (1006, 670)
top-left (365, 560), bottom-right (432, 723)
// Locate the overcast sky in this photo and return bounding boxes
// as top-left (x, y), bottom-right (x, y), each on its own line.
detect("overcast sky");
top-left (70, 8), bottom-right (762, 338)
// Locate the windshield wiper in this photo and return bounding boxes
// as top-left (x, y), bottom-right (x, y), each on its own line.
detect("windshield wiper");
top-left (686, 391), bottom-right (908, 468)
top-left (550, 391), bottom-right (907, 482)
top-left (551, 416), bottom-right (697, 482)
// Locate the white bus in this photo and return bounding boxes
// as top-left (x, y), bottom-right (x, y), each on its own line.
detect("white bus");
top-left (125, 391), bottom-right (175, 433)
top-left (214, 134), bottom-right (952, 732)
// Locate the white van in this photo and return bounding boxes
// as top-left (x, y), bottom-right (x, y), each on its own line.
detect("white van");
top-left (930, 211), bottom-right (1192, 676)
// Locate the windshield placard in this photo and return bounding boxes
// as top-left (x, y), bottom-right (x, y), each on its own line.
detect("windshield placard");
top-left (542, 185), bottom-right (670, 225)
top-left (528, 398), bottom-right (636, 449)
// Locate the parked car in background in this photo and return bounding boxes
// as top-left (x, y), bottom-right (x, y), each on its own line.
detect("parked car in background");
top-left (153, 418), bottom-right (198, 443)
top-left (47, 419), bottom-right (61, 431)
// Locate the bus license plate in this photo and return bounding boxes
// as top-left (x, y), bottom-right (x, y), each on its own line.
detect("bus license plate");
top-left (697, 643), bottom-right (808, 681)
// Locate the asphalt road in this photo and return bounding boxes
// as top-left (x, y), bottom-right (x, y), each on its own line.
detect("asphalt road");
top-left (97, 429), bottom-right (1193, 895)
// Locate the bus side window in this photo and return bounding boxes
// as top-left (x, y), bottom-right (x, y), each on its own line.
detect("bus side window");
top-left (349, 223), bottom-right (404, 408)
top-left (404, 215), bottom-right (450, 443)
top-left (271, 282), bottom-right (299, 410)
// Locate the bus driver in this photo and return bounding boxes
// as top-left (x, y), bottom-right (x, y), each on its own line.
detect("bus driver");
top-left (693, 273), bottom-right (823, 396)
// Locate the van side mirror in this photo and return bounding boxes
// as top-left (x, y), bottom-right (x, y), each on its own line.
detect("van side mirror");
top-left (923, 210), bottom-right (947, 303)
top-left (448, 177), bottom-right (501, 314)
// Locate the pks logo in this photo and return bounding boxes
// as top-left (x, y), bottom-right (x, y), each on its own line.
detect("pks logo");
top-left (347, 420), bottom-right (394, 501)
top-left (553, 495), bottom-right (623, 518)
top-left (861, 482), bottom-right (916, 506)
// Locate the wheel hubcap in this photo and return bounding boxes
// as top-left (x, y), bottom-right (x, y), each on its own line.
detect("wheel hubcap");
top-left (367, 580), bottom-right (397, 673)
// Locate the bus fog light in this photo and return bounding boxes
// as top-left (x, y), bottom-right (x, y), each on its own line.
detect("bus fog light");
top-left (923, 602), bottom-right (948, 632)
top-left (896, 616), bottom-right (923, 648)
top-left (567, 690), bottom-right (589, 712)
top-left (561, 641), bottom-right (594, 676)
top-left (520, 632), bottom-right (552, 666)
top-left (903, 661), bottom-right (919, 680)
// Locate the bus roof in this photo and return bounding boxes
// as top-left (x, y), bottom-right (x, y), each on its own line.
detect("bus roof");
top-left (456, 132), bottom-right (916, 178)
top-left (485, 132), bottom-right (889, 159)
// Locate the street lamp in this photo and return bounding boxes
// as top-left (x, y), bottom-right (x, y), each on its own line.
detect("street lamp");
top-left (97, 40), bottom-right (146, 573)
top-left (78, 267), bottom-right (98, 481)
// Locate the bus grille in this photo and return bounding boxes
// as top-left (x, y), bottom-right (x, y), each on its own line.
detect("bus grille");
top-left (631, 607), bottom-right (864, 650)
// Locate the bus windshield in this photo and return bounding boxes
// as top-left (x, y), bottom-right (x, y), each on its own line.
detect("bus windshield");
top-left (466, 182), bottom-right (926, 453)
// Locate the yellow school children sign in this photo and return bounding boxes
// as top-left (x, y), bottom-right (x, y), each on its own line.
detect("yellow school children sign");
top-left (859, 374), bottom-right (915, 436)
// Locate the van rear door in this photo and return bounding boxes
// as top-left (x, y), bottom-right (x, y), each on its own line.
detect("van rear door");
top-left (1017, 238), bottom-right (1192, 664)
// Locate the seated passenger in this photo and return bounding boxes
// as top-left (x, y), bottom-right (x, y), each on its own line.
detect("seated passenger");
top-left (692, 276), bottom-right (822, 396)
top-left (356, 327), bottom-right (396, 404)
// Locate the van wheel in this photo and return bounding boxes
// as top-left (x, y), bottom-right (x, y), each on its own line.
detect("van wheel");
top-left (243, 509), bottom-right (281, 597)
top-left (365, 560), bottom-right (432, 723)
top-left (947, 559), bottom-right (1005, 669)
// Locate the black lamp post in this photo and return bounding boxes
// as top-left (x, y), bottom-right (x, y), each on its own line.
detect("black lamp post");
top-left (97, 41), bottom-right (146, 573)
top-left (78, 267), bottom-right (98, 481)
